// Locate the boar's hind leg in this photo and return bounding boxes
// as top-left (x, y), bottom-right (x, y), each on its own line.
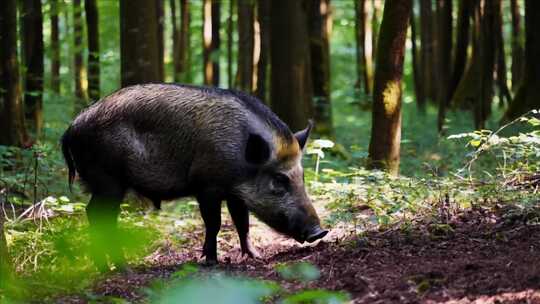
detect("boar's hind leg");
top-left (197, 193), bottom-right (222, 265)
top-left (86, 189), bottom-right (125, 271)
top-left (226, 196), bottom-right (260, 259)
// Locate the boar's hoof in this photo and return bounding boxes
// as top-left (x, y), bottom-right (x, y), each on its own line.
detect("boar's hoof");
top-left (305, 227), bottom-right (328, 243)
top-left (242, 245), bottom-right (262, 259)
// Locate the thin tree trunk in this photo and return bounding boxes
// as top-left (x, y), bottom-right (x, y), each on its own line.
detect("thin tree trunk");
top-left (510, 0), bottom-right (524, 92)
top-left (419, 0), bottom-right (434, 104)
top-left (50, 0), bottom-right (61, 94)
top-left (355, 0), bottom-right (373, 97)
top-left (179, 0), bottom-right (190, 83)
top-left (236, 0), bottom-right (254, 92)
top-left (0, 0), bottom-right (29, 146)
top-left (120, 0), bottom-right (161, 87)
top-left (73, 0), bottom-right (87, 113)
top-left (203, 0), bottom-right (220, 86)
top-left (505, 0), bottom-right (540, 120)
top-left (156, 0), bottom-right (164, 81)
top-left (368, 0), bottom-right (411, 175)
top-left (85, 0), bottom-right (100, 101)
top-left (371, 0), bottom-right (381, 67)
top-left (170, 0), bottom-right (180, 81)
top-left (227, 0), bottom-right (234, 88)
top-left (449, 0), bottom-right (471, 101)
top-left (255, 0), bottom-right (270, 103)
top-left (21, 0), bottom-right (44, 137)
top-left (309, 0), bottom-right (333, 137)
top-left (436, 0), bottom-right (453, 133)
top-left (493, 0), bottom-right (511, 106)
top-left (410, 7), bottom-right (425, 111)
top-left (270, 0), bottom-right (313, 132)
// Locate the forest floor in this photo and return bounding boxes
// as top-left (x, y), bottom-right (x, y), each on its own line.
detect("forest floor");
top-left (58, 200), bottom-right (540, 304)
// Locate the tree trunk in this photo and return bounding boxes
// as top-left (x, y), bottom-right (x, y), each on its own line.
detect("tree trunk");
top-left (50, 0), bottom-right (61, 94)
top-left (227, 0), bottom-right (235, 88)
top-left (85, 0), bottom-right (100, 101)
top-left (0, 0), bottom-right (28, 146)
top-left (203, 0), bottom-right (220, 86)
top-left (270, 0), bottom-right (313, 132)
top-left (308, 0), bottom-right (333, 137)
top-left (410, 7), bottom-right (425, 111)
top-left (179, 0), bottom-right (190, 83)
top-left (368, 0), bottom-right (411, 175)
top-left (420, 0), bottom-right (435, 104)
top-left (255, 0), bottom-right (270, 103)
top-left (21, 0), bottom-right (44, 137)
top-left (371, 0), bottom-right (381, 66)
top-left (236, 0), bottom-right (254, 92)
top-left (451, 0), bottom-right (495, 129)
top-left (73, 0), bottom-right (87, 113)
top-left (493, 0), bottom-right (511, 106)
top-left (436, 0), bottom-right (453, 133)
top-left (156, 0), bottom-right (164, 81)
top-left (170, 0), bottom-right (179, 81)
top-left (120, 0), bottom-right (161, 87)
top-left (510, 0), bottom-right (524, 92)
top-left (449, 0), bottom-right (471, 102)
top-left (505, 0), bottom-right (540, 120)
top-left (355, 0), bottom-right (374, 97)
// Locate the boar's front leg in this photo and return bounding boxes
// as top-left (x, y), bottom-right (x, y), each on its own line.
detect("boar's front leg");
top-left (226, 196), bottom-right (260, 259)
top-left (197, 193), bottom-right (222, 265)
top-left (86, 193), bottom-right (124, 271)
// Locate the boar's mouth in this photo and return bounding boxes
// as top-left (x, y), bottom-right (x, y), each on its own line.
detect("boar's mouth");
top-left (305, 227), bottom-right (328, 243)
top-left (293, 226), bottom-right (328, 243)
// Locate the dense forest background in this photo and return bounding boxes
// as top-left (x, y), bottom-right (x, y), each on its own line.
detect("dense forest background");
top-left (1, 0), bottom-right (539, 303)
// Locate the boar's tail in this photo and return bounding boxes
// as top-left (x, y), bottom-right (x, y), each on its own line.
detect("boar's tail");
top-left (61, 128), bottom-right (76, 193)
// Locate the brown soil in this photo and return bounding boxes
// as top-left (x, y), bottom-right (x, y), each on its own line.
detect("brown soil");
top-left (59, 205), bottom-right (540, 304)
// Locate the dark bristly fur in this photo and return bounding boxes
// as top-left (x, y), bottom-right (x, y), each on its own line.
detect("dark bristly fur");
top-left (61, 83), bottom-right (326, 265)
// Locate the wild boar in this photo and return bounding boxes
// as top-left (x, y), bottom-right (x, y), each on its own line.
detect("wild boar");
top-left (61, 83), bottom-right (327, 267)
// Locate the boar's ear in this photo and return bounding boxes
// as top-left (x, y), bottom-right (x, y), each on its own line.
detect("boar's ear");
top-left (245, 133), bottom-right (271, 164)
top-left (294, 120), bottom-right (314, 150)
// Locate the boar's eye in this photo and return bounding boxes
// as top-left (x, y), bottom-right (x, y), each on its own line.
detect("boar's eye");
top-left (270, 173), bottom-right (290, 194)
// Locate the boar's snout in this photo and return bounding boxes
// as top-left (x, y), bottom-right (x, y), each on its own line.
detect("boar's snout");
top-left (305, 226), bottom-right (328, 243)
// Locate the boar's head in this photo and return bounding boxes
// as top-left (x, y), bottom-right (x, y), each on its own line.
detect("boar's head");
top-left (235, 121), bottom-right (328, 243)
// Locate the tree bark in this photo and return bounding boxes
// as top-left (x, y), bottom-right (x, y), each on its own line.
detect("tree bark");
top-left (156, 0), bottom-right (164, 81)
top-left (505, 0), bottom-right (540, 120)
top-left (227, 0), bottom-right (235, 88)
top-left (179, 0), bottom-right (190, 83)
top-left (21, 0), bottom-right (44, 137)
top-left (410, 7), bottom-right (425, 111)
top-left (493, 0), bottom-right (511, 106)
top-left (449, 0), bottom-right (471, 102)
top-left (368, 0), bottom-right (411, 175)
top-left (50, 0), bottom-right (61, 94)
top-left (419, 0), bottom-right (435, 104)
top-left (451, 0), bottom-right (495, 129)
top-left (308, 0), bottom-right (333, 137)
top-left (120, 0), bottom-right (161, 87)
top-left (236, 0), bottom-right (254, 92)
top-left (371, 0), bottom-right (381, 67)
top-left (85, 0), bottom-right (100, 101)
top-left (73, 0), bottom-right (88, 113)
top-left (203, 0), bottom-right (220, 86)
top-left (355, 0), bottom-right (374, 97)
top-left (255, 0), bottom-right (270, 103)
top-left (436, 0), bottom-right (453, 133)
top-left (0, 0), bottom-right (28, 146)
top-left (270, 0), bottom-right (313, 132)
top-left (510, 0), bottom-right (524, 92)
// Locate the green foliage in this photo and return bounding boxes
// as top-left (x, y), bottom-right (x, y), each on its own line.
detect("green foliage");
top-left (276, 261), bottom-right (320, 282)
